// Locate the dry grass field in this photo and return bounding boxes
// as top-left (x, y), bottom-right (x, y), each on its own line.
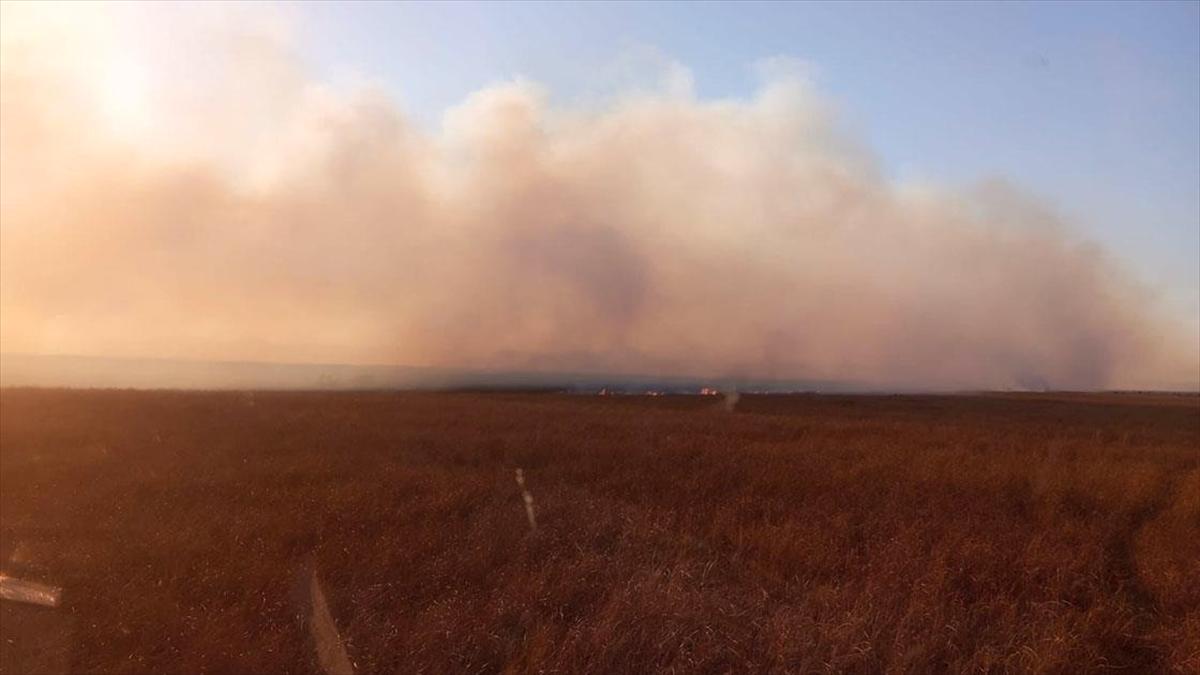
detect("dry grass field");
top-left (1, 389), bottom-right (1197, 673)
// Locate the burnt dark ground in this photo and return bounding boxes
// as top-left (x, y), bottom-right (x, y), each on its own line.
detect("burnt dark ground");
top-left (1, 390), bottom-right (1197, 673)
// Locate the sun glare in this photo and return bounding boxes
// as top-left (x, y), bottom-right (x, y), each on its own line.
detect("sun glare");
top-left (97, 58), bottom-right (151, 134)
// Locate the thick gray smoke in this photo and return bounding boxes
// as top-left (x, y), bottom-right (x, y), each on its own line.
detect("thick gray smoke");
top-left (1, 4), bottom-right (1195, 390)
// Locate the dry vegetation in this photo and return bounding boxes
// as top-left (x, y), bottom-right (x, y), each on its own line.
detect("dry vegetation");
top-left (1, 389), bottom-right (1197, 673)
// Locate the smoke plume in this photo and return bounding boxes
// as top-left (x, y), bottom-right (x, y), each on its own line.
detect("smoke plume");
top-left (1, 3), bottom-right (1195, 390)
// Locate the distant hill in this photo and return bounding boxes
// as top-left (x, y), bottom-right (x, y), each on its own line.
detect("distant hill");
top-left (0, 353), bottom-right (857, 393)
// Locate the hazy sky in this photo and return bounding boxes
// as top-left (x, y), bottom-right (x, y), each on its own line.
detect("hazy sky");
top-left (299, 0), bottom-right (1200, 324)
top-left (1, 0), bottom-right (1197, 390)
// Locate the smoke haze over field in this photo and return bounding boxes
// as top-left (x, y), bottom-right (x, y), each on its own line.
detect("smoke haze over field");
top-left (1, 3), bottom-right (1196, 390)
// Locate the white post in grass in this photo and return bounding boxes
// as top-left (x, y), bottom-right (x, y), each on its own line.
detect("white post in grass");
top-left (722, 391), bottom-right (740, 412)
top-left (515, 468), bottom-right (537, 533)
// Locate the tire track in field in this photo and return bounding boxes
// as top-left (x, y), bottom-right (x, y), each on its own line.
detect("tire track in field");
top-left (1102, 464), bottom-right (1192, 671)
top-left (293, 558), bottom-right (354, 675)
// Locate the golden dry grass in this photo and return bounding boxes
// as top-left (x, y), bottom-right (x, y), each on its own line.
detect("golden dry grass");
top-left (1, 389), bottom-right (1197, 673)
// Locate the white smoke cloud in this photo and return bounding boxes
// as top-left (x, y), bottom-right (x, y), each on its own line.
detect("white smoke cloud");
top-left (1, 2), bottom-right (1195, 390)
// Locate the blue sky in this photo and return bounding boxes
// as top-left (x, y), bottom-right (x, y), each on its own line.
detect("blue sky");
top-left (295, 0), bottom-right (1199, 327)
